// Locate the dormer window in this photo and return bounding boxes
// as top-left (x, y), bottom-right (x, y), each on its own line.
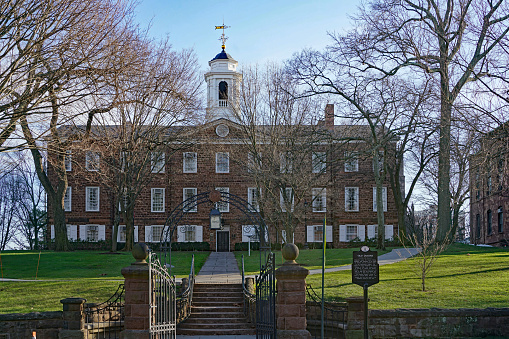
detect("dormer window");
top-left (219, 81), bottom-right (228, 100)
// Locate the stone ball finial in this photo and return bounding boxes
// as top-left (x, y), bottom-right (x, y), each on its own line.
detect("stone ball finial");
top-left (282, 243), bottom-right (299, 263)
top-left (132, 242), bottom-right (149, 263)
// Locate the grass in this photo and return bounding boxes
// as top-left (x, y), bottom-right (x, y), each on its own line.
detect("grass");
top-left (235, 247), bottom-right (394, 275)
top-left (0, 250), bottom-right (210, 313)
top-left (306, 243), bottom-right (509, 309)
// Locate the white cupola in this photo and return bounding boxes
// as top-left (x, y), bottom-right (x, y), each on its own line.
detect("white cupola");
top-left (204, 33), bottom-right (242, 121)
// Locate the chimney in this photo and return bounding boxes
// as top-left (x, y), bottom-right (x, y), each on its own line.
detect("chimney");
top-left (325, 104), bottom-right (334, 130)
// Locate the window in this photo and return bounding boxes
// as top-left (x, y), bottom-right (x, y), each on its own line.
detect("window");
top-left (307, 225), bottom-right (333, 242)
top-left (487, 176), bottom-right (492, 195)
top-left (314, 226), bottom-right (324, 242)
top-left (51, 225), bottom-right (77, 240)
top-left (373, 187), bottom-right (388, 212)
top-left (216, 187), bottom-right (229, 212)
top-left (373, 152), bottom-right (384, 173)
top-left (347, 225), bottom-right (357, 241)
top-left (85, 151), bottom-right (100, 171)
top-left (345, 187), bottom-right (359, 211)
top-left (151, 188), bottom-right (165, 212)
top-left (86, 187), bottom-right (100, 212)
top-left (248, 153), bottom-right (261, 173)
top-left (116, 225), bottom-right (139, 243)
top-left (312, 152), bottom-right (326, 173)
top-left (498, 207), bottom-right (503, 233)
top-left (64, 187), bottom-right (72, 212)
top-left (183, 188), bottom-right (197, 212)
top-left (248, 187), bottom-right (260, 212)
top-left (367, 225), bottom-right (394, 240)
top-left (216, 152), bottom-right (229, 173)
top-left (487, 209), bottom-right (492, 235)
top-left (79, 224), bottom-right (105, 242)
top-left (183, 152), bottom-right (197, 173)
top-left (87, 225), bottom-right (98, 241)
top-left (280, 187), bottom-right (294, 212)
top-left (151, 225), bottom-right (164, 242)
top-left (476, 214), bottom-right (481, 238)
top-left (312, 188), bottom-right (326, 212)
top-left (151, 152), bottom-right (165, 173)
top-left (475, 170), bottom-right (480, 200)
top-left (219, 81), bottom-right (228, 100)
top-left (344, 152), bottom-right (358, 172)
top-left (64, 150), bottom-right (72, 171)
top-left (176, 225), bottom-right (203, 242)
top-left (280, 152), bottom-right (293, 173)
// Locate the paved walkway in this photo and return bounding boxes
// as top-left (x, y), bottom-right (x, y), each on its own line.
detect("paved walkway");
top-left (194, 251), bottom-right (242, 284)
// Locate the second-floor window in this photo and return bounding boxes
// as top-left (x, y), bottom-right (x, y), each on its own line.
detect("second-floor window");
top-left (64, 187), bottom-right (72, 212)
top-left (216, 187), bottom-right (229, 213)
top-left (312, 152), bottom-right (326, 173)
top-left (373, 187), bottom-right (387, 212)
top-left (498, 207), bottom-right (503, 233)
top-left (280, 187), bottom-right (294, 212)
top-left (345, 187), bottom-right (359, 211)
top-left (64, 150), bottom-right (72, 171)
top-left (183, 152), bottom-right (197, 173)
top-left (344, 152), bottom-right (358, 172)
top-left (183, 188), bottom-right (197, 212)
top-left (487, 209), bottom-right (492, 235)
top-left (86, 187), bottom-right (100, 212)
top-left (216, 152), bottom-right (229, 173)
top-left (248, 187), bottom-right (260, 212)
top-left (85, 151), bottom-right (100, 171)
top-left (151, 188), bottom-right (165, 212)
top-left (280, 152), bottom-right (293, 173)
top-left (312, 188), bottom-right (326, 212)
top-left (151, 152), bottom-right (165, 173)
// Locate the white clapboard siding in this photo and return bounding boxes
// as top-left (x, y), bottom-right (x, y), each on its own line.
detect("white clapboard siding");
top-left (339, 225), bottom-right (347, 242)
top-left (307, 226), bottom-right (314, 242)
top-left (357, 225), bottom-right (365, 241)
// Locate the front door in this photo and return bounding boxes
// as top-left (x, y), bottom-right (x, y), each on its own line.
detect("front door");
top-left (216, 231), bottom-right (229, 252)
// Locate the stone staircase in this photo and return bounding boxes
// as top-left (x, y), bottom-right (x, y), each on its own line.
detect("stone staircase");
top-left (177, 283), bottom-right (255, 336)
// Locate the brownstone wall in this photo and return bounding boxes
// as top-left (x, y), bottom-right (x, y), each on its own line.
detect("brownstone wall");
top-left (0, 311), bottom-right (63, 339)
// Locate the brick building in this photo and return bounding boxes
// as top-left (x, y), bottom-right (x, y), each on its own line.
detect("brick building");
top-left (47, 46), bottom-right (401, 251)
top-left (470, 123), bottom-right (509, 247)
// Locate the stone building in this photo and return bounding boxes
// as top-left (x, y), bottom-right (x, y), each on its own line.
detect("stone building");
top-left (470, 123), bottom-right (509, 247)
top-left (47, 45), bottom-right (401, 251)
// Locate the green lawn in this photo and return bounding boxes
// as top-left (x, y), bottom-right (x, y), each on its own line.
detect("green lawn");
top-left (0, 250), bottom-right (210, 313)
top-left (306, 243), bottom-right (509, 309)
top-left (235, 247), bottom-right (393, 275)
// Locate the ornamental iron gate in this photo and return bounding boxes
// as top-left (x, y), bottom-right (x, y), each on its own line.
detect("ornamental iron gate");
top-left (256, 252), bottom-right (277, 338)
top-left (149, 252), bottom-right (176, 339)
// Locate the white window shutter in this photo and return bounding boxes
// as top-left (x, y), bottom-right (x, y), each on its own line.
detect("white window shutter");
top-left (307, 226), bottom-right (314, 242)
top-left (177, 225), bottom-right (185, 242)
top-left (98, 225), bottom-right (106, 241)
top-left (367, 225), bottom-right (376, 239)
top-left (373, 188), bottom-right (377, 211)
top-left (281, 230), bottom-right (287, 243)
top-left (195, 226), bottom-right (203, 242)
top-left (385, 225), bottom-right (394, 240)
top-left (134, 226), bottom-right (139, 243)
top-left (80, 225), bottom-right (87, 241)
top-left (144, 226), bottom-right (152, 242)
top-left (339, 225), bottom-right (347, 242)
top-left (357, 225), bottom-right (365, 241)
top-left (51, 225), bottom-right (55, 239)
top-left (70, 225), bottom-right (77, 241)
top-left (326, 226), bottom-right (333, 243)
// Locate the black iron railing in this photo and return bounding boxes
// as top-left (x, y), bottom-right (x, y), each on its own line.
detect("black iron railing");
top-left (306, 284), bottom-right (347, 339)
top-left (176, 254), bottom-right (195, 324)
top-left (256, 252), bottom-right (277, 338)
top-left (84, 284), bottom-right (125, 339)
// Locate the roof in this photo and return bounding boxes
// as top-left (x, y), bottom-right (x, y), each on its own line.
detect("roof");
top-left (211, 48), bottom-right (236, 62)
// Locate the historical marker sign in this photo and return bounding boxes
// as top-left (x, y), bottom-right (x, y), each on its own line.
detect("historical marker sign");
top-left (352, 249), bottom-right (379, 287)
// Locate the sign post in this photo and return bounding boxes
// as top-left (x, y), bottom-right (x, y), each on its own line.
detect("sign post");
top-left (352, 246), bottom-right (379, 339)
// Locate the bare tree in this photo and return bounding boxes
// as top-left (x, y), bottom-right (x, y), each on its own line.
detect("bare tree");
top-left (336, 0), bottom-right (509, 242)
top-left (0, 172), bottom-right (23, 250)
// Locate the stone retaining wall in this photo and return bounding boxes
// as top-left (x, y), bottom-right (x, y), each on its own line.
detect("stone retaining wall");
top-left (369, 307), bottom-right (509, 338)
top-left (0, 311), bottom-right (63, 339)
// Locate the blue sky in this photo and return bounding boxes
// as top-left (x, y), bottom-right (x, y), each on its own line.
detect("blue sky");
top-left (134, 1), bottom-right (360, 69)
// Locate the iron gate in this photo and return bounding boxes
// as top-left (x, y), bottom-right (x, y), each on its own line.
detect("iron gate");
top-left (149, 252), bottom-right (176, 339)
top-left (256, 252), bottom-right (277, 338)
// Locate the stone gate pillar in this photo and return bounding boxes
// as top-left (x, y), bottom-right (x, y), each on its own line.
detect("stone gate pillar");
top-left (121, 243), bottom-right (150, 339)
top-left (275, 243), bottom-right (311, 339)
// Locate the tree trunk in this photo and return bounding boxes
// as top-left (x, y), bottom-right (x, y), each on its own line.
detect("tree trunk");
top-left (53, 203), bottom-right (69, 251)
top-left (124, 206), bottom-right (134, 251)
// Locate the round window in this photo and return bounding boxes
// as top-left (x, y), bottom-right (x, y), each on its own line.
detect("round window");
top-left (216, 124), bottom-right (229, 137)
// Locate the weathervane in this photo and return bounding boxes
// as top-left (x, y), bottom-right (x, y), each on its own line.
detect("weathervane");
top-left (215, 20), bottom-right (230, 50)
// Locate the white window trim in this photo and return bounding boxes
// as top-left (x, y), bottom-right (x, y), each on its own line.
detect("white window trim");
top-left (344, 152), bottom-right (359, 172)
top-left (85, 151), bottom-right (100, 171)
top-left (306, 225), bottom-right (333, 242)
top-left (85, 187), bottom-right (100, 212)
top-left (280, 152), bottom-right (293, 173)
top-left (312, 152), bottom-right (326, 174)
top-left (151, 188), bottom-right (165, 213)
top-left (64, 187), bottom-right (72, 212)
top-left (183, 152), bottom-right (197, 173)
top-left (183, 188), bottom-right (198, 212)
top-left (79, 224), bottom-right (105, 242)
top-left (367, 224), bottom-right (394, 240)
top-left (216, 187), bottom-right (229, 213)
top-left (345, 187), bottom-right (359, 212)
top-left (339, 224), bottom-right (365, 242)
top-left (65, 150), bottom-right (72, 171)
top-left (280, 187), bottom-right (294, 212)
top-left (176, 225), bottom-right (203, 243)
top-left (373, 187), bottom-right (388, 212)
top-left (216, 152), bottom-right (230, 173)
top-left (248, 187), bottom-right (261, 212)
top-left (312, 188), bottom-right (326, 212)
top-left (151, 152), bottom-right (165, 173)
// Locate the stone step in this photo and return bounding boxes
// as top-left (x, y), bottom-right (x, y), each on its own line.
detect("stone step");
top-left (178, 322), bottom-right (254, 330)
top-left (183, 317), bottom-right (247, 324)
top-left (193, 291), bottom-right (243, 298)
top-left (193, 286), bottom-right (243, 293)
top-left (192, 300), bottom-right (243, 307)
top-left (187, 311), bottom-right (245, 318)
top-left (191, 306), bottom-right (243, 313)
top-left (176, 328), bottom-right (256, 336)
